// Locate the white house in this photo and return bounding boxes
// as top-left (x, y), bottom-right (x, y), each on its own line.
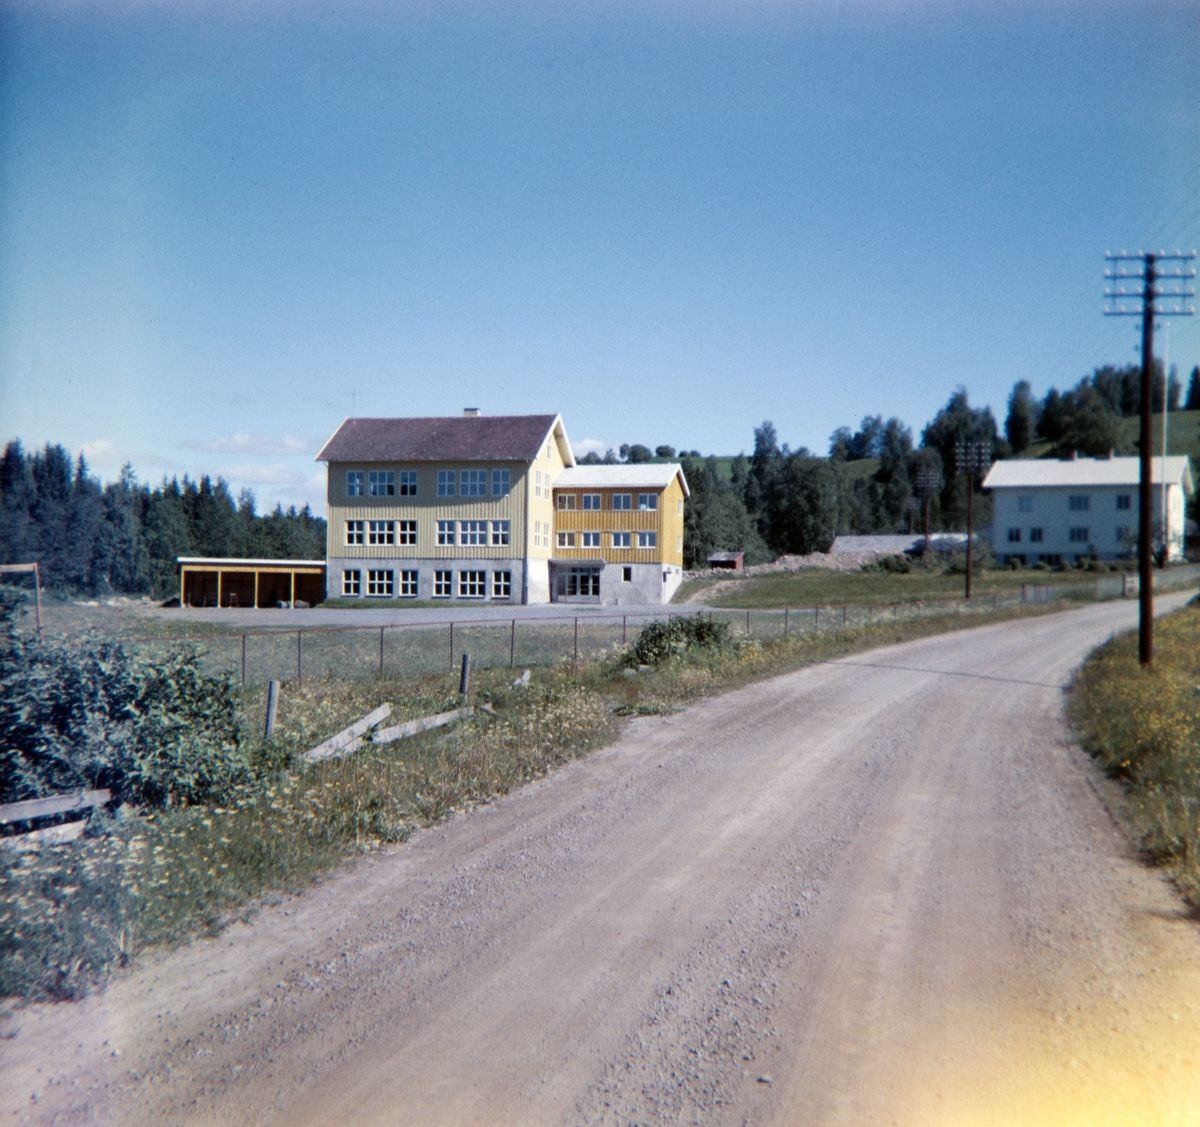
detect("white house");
top-left (982, 454), bottom-right (1194, 565)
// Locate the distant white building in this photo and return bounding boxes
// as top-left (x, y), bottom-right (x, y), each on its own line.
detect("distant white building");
top-left (982, 454), bottom-right (1194, 565)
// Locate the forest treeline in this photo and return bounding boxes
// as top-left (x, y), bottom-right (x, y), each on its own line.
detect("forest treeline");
top-left (0, 441), bottom-right (325, 598)
top-left (3, 362), bottom-right (1197, 588)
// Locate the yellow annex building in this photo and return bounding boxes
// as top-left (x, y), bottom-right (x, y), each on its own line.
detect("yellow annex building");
top-left (316, 411), bottom-right (688, 605)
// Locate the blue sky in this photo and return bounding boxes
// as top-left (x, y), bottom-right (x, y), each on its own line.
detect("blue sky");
top-left (1, 0), bottom-right (1197, 516)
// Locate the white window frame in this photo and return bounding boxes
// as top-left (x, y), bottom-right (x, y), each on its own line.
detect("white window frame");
top-left (460, 469), bottom-right (487, 497)
top-left (612, 494), bottom-right (632, 511)
top-left (621, 566), bottom-right (632, 581)
top-left (398, 470), bottom-right (418, 496)
top-left (1007, 528), bottom-right (1021, 543)
top-left (534, 470), bottom-right (543, 499)
top-left (461, 520), bottom-right (487, 546)
top-left (1030, 527), bottom-right (1044, 543)
top-left (346, 471), bottom-right (364, 497)
top-left (492, 571), bottom-right (512, 598)
top-left (1068, 495), bottom-right (1090, 512)
top-left (368, 470), bottom-right (395, 497)
top-left (1068, 527), bottom-right (1090, 543)
top-left (368, 520), bottom-right (395, 546)
top-left (611, 531), bottom-right (631, 548)
top-left (491, 520), bottom-right (510, 546)
top-left (557, 493), bottom-right (577, 510)
top-left (458, 570), bottom-right (487, 598)
top-left (492, 468), bottom-right (511, 496)
top-left (398, 570), bottom-right (418, 597)
top-left (637, 531), bottom-right (658, 549)
top-left (433, 570), bottom-right (452, 598)
top-left (398, 520), bottom-right (417, 545)
top-left (1116, 494), bottom-right (1132, 510)
top-left (367, 569), bottom-right (394, 597)
top-left (557, 531), bottom-right (576, 548)
top-left (637, 493), bottom-right (658, 511)
top-left (437, 470), bottom-right (456, 497)
top-left (342, 569), bottom-right (361, 596)
top-left (582, 494), bottom-right (601, 511)
top-left (581, 531), bottom-right (601, 548)
top-left (345, 520), bottom-right (364, 545)
top-left (437, 520), bottom-right (457, 546)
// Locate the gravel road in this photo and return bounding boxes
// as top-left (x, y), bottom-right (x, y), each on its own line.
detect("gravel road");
top-left (6, 593), bottom-right (1200, 1126)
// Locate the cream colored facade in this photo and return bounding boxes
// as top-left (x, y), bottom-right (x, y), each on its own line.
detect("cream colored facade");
top-left (323, 418), bottom-right (572, 603)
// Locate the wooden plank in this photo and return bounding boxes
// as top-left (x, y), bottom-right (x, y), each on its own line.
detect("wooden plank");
top-left (373, 706), bottom-right (475, 746)
top-left (3, 821), bottom-right (87, 851)
top-left (304, 703), bottom-right (393, 762)
top-left (0, 788), bottom-right (112, 825)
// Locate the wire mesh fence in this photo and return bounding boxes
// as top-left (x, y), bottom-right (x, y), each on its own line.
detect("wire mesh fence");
top-left (109, 570), bottom-right (1200, 689)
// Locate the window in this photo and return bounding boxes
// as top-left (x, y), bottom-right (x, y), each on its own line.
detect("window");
top-left (557, 493), bottom-right (576, 510)
top-left (557, 566), bottom-right (600, 597)
top-left (1007, 528), bottom-right (1022, 543)
top-left (492, 469), bottom-right (511, 496)
top-left (1030, 528), bottom-right (1044, 543)
top-left (676, 535), bottom-right (683, 551)
top-left (437, 470), bottom-right (455, 497)
top-left (1069, 527), bottom-right (1090, 543)
top-left (637, 493), bottom-right (658, 511)
top-left (342, 569), bottom-right (361, 596)
top-left (1068, 495), bottom-right (1090, 512)
top-left (367, 569), bottom-right (394, 597)
top-left (398, 520), bottom-right (417, 545)
top-left (346, 471), bottom-right (364, 497)
top-left (677, 499), bottom-right (684, 516)
top-left (534, 471), bottom-right (544, 499)
top-left (1116, 494), bottom-right (1132, 510)
top-left (622, 566), bottom-right (632, 582)
top-left (368, 520), bottom-right (395, 545)
top-left (637, 531), bottom-right (657, 549)
top-left (612, 531), bottom-right (631, 548)
top-left (398, 570), bottom-right (418, 597)
top-left (612, 494), bottom-right (632, 511)
top-left (399, 471), bottom-right (418, 496)
top-left (433, 570), bottom-right (452, 598)
top-left (437, 520), bottom-right (456, 545)
top-left (582, 494), bottom-right (601, 510)
top-left (461, 520), bottom-right (487, 546)
top-left (581, 531), bottom-right (601, 548)
top-left (458, 570), bottom-right (486, 598)
top-left (533, 520), bottom-right (543, 547)
top-left (345, 520), bottom-right (364, 545)
top-left (1018, 495), bottom-right (1034, 512)
top-left (557, 531), bottom-right (576, 548)
top-left (492, 571), bottom-right (512, 598)
top-left (491, 520), bottom-right (510, 546)
top-left (368, 471), bottom-right (395, 497)
top-left (460, 469), bottom-right (486, 497)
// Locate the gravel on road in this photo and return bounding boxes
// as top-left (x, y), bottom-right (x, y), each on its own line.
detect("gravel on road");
top-left (5, 593), bottom-right (1199, 1126)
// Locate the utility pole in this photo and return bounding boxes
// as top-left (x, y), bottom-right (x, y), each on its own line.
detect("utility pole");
top-left (955, 442), bottom-right (991, 599)
top-left (1105, 249), bottom-right (1196, 666)
top-left (916, 470), bottom-right (941, 556)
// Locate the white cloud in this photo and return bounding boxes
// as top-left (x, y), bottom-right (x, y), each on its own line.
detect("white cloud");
top-left (572, 437), bottom-right (613, 459)
top-left (218, 463), bottom-right (309, 486)
top-left (78, 439), bottom-right (128, 470)
top-left (181, 433), bottom-right (313, 456)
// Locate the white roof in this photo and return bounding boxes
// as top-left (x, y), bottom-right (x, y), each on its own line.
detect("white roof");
top-left (982, 455), bottom-right (1193, 495)
top-left (176, 557), bottom-right (326, 568)
top-left (553, 463), bottom-right (690, 497)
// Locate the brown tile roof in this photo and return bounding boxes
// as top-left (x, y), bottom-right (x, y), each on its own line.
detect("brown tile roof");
top-left (316, 415), bottom-right (562, 463)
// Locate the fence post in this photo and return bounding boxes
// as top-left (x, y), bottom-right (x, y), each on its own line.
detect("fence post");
top-left (574, 617), bottom-right (579, 665)
top-left (297, 630), bottom-right (302, 684)
top-left (264, 680), bottom-right (279, 739)
top-left (510, 619), bottom-right (516, 668)
top-left (449, 621), bottom-right (454, 670)
top-left (379, 626), bottom-right (385, 678)
top-left (815, 605), bottom-right (819, 627)
top-left (842, 605), bottom-right (847, 629)
top-left (241, 634), bottom-right (246, 686)
top-left (623, 615), bottom-right (627, 644)
top-left (460, 652), bottom-right (471, 696)
top-left (784, 607), bottom-right (789, 638)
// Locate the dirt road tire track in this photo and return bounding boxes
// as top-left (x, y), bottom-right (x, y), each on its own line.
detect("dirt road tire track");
top-left (5, 593), bottom-right (1200, 1125)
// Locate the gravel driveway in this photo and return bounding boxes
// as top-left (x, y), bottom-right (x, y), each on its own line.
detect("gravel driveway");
top-left (5, 592), bottom-right (1199, 1126)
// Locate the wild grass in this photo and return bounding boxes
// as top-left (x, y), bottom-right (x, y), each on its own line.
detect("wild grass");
top-left (1071, 599), bottom-right (1200, 908)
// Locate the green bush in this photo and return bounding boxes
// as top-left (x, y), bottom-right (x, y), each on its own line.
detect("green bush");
top-left (625, 614), bottom-right (735, 667)
top-left (1, 597), bottom-right (247, 809)
top-left (862, 554), bottom-right (911, 575)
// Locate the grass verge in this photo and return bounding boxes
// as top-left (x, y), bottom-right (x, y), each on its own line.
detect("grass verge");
top-left (1070, 596), bottom-right (1200, 909)
top-left (1, 590), bottom-right (1141, 1003)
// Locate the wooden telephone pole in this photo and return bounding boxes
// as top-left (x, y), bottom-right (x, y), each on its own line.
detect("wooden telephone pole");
top-left (1104, 249), bottom-right (1195, 666)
